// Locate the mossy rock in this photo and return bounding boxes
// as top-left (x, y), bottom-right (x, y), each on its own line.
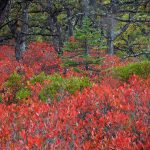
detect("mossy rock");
top-left (112, 61), bottom-right (150, 81)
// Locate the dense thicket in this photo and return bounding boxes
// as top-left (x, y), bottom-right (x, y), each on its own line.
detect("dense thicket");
top-left (0, 1), bottom-right (150, 149)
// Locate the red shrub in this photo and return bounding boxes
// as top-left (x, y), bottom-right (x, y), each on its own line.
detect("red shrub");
top-left (22, 42), bottom-right (62, 74)
top-left (0, 45), bottom-right (15, 61)
top-left (0, 76), bottom-right (149, 149)
top-left (0, 43), bottom-right (149, 149)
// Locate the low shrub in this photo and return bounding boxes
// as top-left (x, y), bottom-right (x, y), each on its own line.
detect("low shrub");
top-left (112, 61), bottom-right (150, 81)
top-left (1, 72), bottom-right (31, 104)
top-left (30, 72), bottom-right (48, 84)
top-left (65, 76), bottom-right (91, 94)
top-left (39, 74), bottom-right (91, 102)
top-left (5, 72), bottom-right (22, 88)
top-left (0, 76), bottom-right (149, 149)
top-left (16, 88), bottom-right (31, 100)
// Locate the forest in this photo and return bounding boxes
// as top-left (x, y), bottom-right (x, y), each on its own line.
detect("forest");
top-left (0, 0), bottom-right (150, 149)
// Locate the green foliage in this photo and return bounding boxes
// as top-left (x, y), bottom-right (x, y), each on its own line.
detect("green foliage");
top-left (73, 67), bottom-right (85, 74)
top-left (63, 41), bottom-right (79, 52)
top-left (63, 18), bottom-right (104, 70)
top-left (64, 18), bottom-right (103, 52)
top-left (30, 72), bottom-right (48, 84)
top-left (143, 53), bottom-right (150, 61)
top-left (16, 88), bottom-right (31, 100)
top-left (65, 76), bottom-right (91, 94)
top-left (113, 61), bottom-right (150, 81)
top-left (48, 73), bottom-right (63, 82)
top-left (3, 72), bottom-right (31, 103)
top-left (62, 60), bottom-right (80, 67)
top-left (115, 22), bottom-right (150, 56)
top-left (116, 51), bottom-right (126, 58)
top-left (39, 74), bottom-right (63, 101)
top-left (75, 18), bottom-right (104, 48)
top-left (39, 74), bottom-right (91, 102)
top-left (5, 72), bottom-right (22, 88)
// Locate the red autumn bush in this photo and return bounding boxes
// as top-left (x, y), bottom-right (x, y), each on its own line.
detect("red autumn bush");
top-left (0, 45), bottom-right (18, 85)
top-left (22, 42), bottom-right (62, 74)
top-left (0, 75), bottom-right (149, 149)
top-left (0, 42), bottom-right (62, 78)
top-left (0, 45), bottom-right (15, 61)
top-left (0, 59), bottom-right (18, 86)
top-left (0, 43), bottom-right (63, 105)
top-left (0, 42), bottom-right (149, 149)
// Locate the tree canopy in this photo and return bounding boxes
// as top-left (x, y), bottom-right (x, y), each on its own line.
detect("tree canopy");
top-left (0, 0), bottom-right (150, 60)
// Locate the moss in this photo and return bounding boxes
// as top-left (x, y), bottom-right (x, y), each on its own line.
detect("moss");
top-left (112, 61), bottom-right (150, 81)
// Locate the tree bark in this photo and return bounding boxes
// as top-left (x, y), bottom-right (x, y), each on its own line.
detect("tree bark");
top-left (14, 0), bottom-right (29, 60)
top-left (66, 7), bottom-right (73, 37)
top-left (20, 1), bottom-right (29, 51)
top-left (46, 1), bottom-right (63, 54)
top-left (107, 15), bottom-right (115, 55)
top-left (82, 0), bottom-right (89, 17)
top-left (15, 32), bottom-right (23, 61)
top-left (0, 0), bottom-right (10, 25)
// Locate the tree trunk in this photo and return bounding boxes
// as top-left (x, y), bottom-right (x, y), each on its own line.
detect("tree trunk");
top-left (20, 1), bottom-right (29, 51)
top-left (107, 15), bottom-right (115, 55)
top-left (15, 32), bottom-right (23, 61)
top-left (0, 0), bottom-right (10, 25)
top-left (84, 40), bottom-right (89, 70)
top-left (107, 0), bottom-right (117, 55)
top-left (53, 16), bottom-right (63, 54)
top-left (66, 8), bottom-right (73, 37)
top-left (14, 1), bottom-right (29, 61)
top-left (82, 0), bottom-right (89, 17)
top-left (47, 1), bottom-right (63, 54)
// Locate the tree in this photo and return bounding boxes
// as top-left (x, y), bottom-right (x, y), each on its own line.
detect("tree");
top-left (0, 0), bottom-right (10, 25)
top-left (0, 0), bottom-right (149, 59)
top-left (63, 18), bottom-right (103, 70)
top-left (7, 0), bottom-right (29, 60)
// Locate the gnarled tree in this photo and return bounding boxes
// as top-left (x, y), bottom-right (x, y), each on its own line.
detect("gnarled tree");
top-left (0, 0), bottom-right (10, 25)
